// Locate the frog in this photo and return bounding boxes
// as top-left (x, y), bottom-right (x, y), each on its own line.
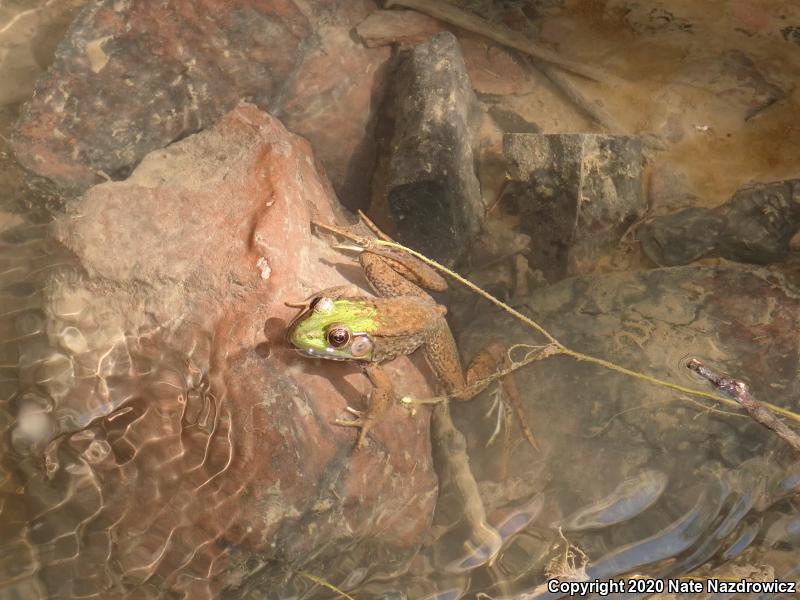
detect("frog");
top-left (287, 232), bottom-right (539, 452)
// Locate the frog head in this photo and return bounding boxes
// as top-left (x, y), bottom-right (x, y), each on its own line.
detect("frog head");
top-left (287, 296), bottom-right (378, 361)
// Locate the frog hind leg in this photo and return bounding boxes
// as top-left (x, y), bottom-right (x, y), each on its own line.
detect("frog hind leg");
top-left (466, 342), bottom-right (541, 452)
top-left (335, 362), bottom-right (393, 449)
top-left (360, 249), bottom-right (447, 299)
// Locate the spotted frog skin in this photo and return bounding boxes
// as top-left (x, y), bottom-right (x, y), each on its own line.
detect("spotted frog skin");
top-left (287, 241), bottom-right (538, 450)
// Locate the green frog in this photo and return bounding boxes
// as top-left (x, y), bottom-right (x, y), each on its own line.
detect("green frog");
top-left (287, 234), bottom-right (538, 452)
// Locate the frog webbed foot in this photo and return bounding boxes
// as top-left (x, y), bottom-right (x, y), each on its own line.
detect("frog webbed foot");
top-left (335, 406), bottom-right (374, 449)
top-left (466, 342), bottom-right (541, 452)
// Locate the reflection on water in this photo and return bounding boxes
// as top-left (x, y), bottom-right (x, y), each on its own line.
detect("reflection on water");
top-left (2, 1), bottom-right (800, 599)
top-left (0, 161), bottom-right (217, 597)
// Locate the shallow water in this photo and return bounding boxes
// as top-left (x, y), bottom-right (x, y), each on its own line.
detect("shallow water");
top-left (2, 1), bottom-right (800, 599)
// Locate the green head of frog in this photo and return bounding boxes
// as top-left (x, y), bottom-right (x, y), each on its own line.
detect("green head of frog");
top-left (287, 296), bottom-right (379, 361)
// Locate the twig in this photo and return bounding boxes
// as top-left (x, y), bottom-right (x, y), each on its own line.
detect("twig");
top-left (533, 59), bottom-right (626, 132)
top-left (311, 218), bottom-right (800, 428)
top-left (295, 569), bottom-right (356, 599)
top-left (385, 0), bottom-right (627, 131)
top-left (687, 358), bottom-right (800, 453)
top-left (385, 0), bottom-right (616, 84)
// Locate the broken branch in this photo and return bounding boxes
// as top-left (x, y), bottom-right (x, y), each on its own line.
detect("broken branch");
top-left (385, 0), bottom-right (616, 84)
top-left (687, 358), bottom-right (800, 453)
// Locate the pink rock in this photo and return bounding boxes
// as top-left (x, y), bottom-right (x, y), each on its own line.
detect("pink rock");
top-left (39, 104), bottom-right (437, 596)
top-left (355, 9), bottom-right (447, 47)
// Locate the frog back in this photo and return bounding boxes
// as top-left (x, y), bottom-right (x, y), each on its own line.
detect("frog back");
top-left (369, 296), bottom-right (446, 362)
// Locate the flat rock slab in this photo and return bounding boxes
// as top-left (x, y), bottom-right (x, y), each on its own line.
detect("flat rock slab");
top-left (11, 0), bottom-right (389, 209)
top-left (503, 133), bottom-right (645, 281)
top-left (23, 105), bottom-right (437, 598)
top-left (457, 264), bottom-right (800, 494)
top-left (383, 32), bottom-right (483, 266)
top-left (640, 179), bottom-right (800, 266)
top-left (448, 264), bottom-right (800, 595)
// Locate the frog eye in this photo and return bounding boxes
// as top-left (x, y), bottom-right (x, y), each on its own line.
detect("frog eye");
top-left (350, 335), bottom-right (373, 358)
top-left (326, 324), bottom-right (351, 348)
top-left (311, 297), bottom-right (334, 314)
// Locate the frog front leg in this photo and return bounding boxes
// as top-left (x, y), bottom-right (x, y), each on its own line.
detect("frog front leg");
top-left (335, 362), bottom-right (393, 449)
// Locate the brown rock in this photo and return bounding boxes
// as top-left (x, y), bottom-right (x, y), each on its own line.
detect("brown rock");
top-left (355, 9), bottom-right (447, 47)
top-left (280, 26), bottom-right (390, 211)
top-left (503, 133), bottom-right (645, 281)
top-left (30, 105), bottom-right (437, 597)
top-left (460, 35), bottom-right (537, 96)
top-left (12, 0), bottom-right (390, 210)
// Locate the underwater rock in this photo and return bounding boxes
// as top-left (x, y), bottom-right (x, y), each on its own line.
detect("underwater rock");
top-left (383, 32), bottom-right (483, 266)
top-left (37, 105), bottom-right (437, 596)
top-left (503, 133), bottom-right (645, 281)
top-left (357, 14), bottom-right (535, 95)
top-left (714, 50), bottom-right (785, 121)
top-left (11, 0), bottom-right (389, 210)
top-left (640, 179), bottom-right (800, 266)
top-left (277, 15), bottom-right (391, 212)
top-left (459, 35), bottom-right (538, 97)
top-left (624, 6), bottom-right (694, 34)
top-left (763, 512), bottom-right (800, 548)
top-left (638, 207), bottom-right (726, 266)
top-left (488, 106), bottom-right (541, 133)
top-left (448, 264), bottom-right (800, 594)
top-left (355, 9), bottom-right (446, 48)
top-left (716, 179), bottom-right (800, 263)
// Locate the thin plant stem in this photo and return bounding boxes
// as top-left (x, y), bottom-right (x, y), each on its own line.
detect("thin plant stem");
top-left (295, 570), bottom-right (356, 600)
top-left (311, 219), bottom-right (800, 427)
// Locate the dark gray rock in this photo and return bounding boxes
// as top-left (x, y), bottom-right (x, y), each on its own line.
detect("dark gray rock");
top-left (716, 179), bottom-right (800, 263)
top-left (639, 179), bottom-right (800, 266)
top-left (502, 133), bottom-right (645, 281)
top-left (385, 32), bottom-right (483, 266)
top-left (782, 26), bottom-right (800, 46)
top-left (12, 0), bottom-right (310, 188)
top-left (487, 105), bottom-right (540, 134)
top-left (638, 207), bottom-right (726, 266)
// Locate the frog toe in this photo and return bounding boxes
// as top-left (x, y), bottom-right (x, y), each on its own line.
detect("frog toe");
top-left (334, 414), bottom-right (373, 449)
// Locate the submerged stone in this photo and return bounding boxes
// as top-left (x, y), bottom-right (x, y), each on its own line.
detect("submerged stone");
top-left (640, 179), bottom-right (800, 266)
top-left (383, 32), bottom-right (483, 266)
top-left (11, 0), bottom-right (390, 209)
top-left (638, 207), bottom-right (726, 266)
top-left (26, 105), bottom-right (437, 597)
top-left (450, 264), bottom-right (800, 594)
top-left (503, 133), bottom-right (645, 281)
